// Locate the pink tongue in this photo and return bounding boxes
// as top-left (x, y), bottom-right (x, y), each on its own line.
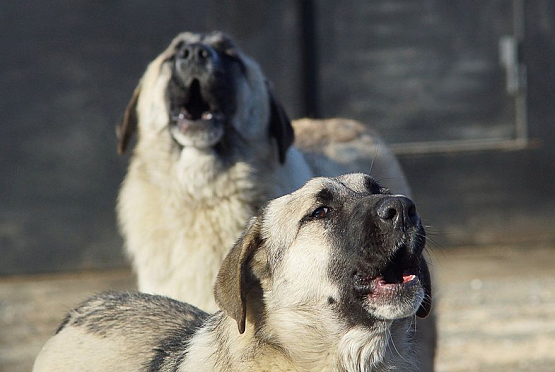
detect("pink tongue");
top-left (402, 274), bottom-right (416, 283)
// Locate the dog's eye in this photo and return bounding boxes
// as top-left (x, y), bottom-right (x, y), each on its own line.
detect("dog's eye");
top-left (311, 206), bottom-right (331, 219)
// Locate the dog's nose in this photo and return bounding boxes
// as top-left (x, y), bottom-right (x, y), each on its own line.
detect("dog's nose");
top-left (376, 196), bottom-right (418, 229)
top-left (177, 43), bottom-right (215, 65)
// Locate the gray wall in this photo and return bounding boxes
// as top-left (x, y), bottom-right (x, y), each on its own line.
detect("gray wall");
top-left (2, 1), bottom-right (555, 274)
top-left (0, 1), bottom-right (302, 274)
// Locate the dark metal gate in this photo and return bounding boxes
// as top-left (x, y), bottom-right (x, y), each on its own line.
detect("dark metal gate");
top-left (1, 1), bottom-right (554, 274)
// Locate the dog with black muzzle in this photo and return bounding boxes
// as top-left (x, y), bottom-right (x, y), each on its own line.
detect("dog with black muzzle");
top-left (116, 31), bottom-right (435, 370)
top-left (34, 174), bottom-right (431, 372)
top-left (116, 30), bottom-right (411, 311)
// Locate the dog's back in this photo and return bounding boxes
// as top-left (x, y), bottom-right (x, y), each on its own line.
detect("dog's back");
top-left (293, 118), bottom-right (411, 197)
top-left (33, 292), bottom-right (208, 372)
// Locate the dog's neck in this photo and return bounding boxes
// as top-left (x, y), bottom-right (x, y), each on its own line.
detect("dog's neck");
top-left (173, 146), bottom-right (270, 205)
top-left (336, 322), bottom-right (418, 371)
top-left (180, 311), bottom-right (416, 372)
top-left (261, 308), bottom-right (417, 371)
top-left (139, 142), bottom-right (312, 205)
top-left (179, 313), bottom-right (297, 372)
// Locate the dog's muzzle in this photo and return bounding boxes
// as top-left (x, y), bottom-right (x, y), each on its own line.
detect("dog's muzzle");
top-left (167, 41), bottom-right (228, 149)
top-left (349, 194), bottom-right (428, 320)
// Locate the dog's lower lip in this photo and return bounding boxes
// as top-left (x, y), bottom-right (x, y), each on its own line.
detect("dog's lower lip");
top-left (172, 109), bottom-right (223, 130)
top-left (375, 274), bottom-right (416, 286)
top-left (354, 269), bottom-right (419, 295)
top-left (366, 274), bottom-right (419, 299)
top-left (375, 273), bottom-right (416, 285)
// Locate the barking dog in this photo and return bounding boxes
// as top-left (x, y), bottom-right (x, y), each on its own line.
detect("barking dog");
top-left (34, 174), bottom-right (431, 372)
top-left (116, 31), bottom-right (411, 312)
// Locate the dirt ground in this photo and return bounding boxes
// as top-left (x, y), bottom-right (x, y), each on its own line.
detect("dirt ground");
top-left (1, 244), bottom-right (554, 372)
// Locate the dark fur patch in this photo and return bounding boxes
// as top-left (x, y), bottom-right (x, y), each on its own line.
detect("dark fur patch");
top-left (363, 174), bottom-right (385, 195)
top-left (55, 313), bottom-right (72, 334)
top-left (57, 292), bottom-right (209, 371)
top-left (72, 292), bottom-right (206, 335)
top-left (318, 176), bottom-right (426, 327)
top-left (146, 315), bottom-right (206, 372)
top-left (316, 188), bottom-right (334, 205)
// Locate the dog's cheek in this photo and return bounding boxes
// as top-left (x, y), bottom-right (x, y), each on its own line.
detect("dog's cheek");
top-left (142, 66), bottom-right (174, 134)
top-left (233, 80), bottom-right (269, 141)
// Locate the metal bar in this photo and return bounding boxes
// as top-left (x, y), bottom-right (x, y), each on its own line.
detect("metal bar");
top-left (513, 0), bottom-right (528, 141)
top-left (298, 0), bottom-right (320, 118)
top-left (390, 137), bottom-right (534, 156)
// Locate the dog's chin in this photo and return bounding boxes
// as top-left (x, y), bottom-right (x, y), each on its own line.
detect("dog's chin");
top-left (362, 276), bottom-right (425, 320)
top-left (169, 118), bottom-right (224, 149)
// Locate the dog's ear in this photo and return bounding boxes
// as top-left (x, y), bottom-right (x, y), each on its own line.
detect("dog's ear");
top-left (267, 84), bottom-right (294, 164)
top-left (416, 257), bottom-right (432, 318)
top-left (116, 83), bottom-right (141, 155)
top-left (214, 217), bottom-right (263, 334)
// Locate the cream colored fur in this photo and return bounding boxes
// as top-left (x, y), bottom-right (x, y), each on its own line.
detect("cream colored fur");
top-left (116, 32), bottom-right (435, 370)
top-left (118, 33), bottom-right (410, 311)
top-left (35, 175), bottom-right (424, 372)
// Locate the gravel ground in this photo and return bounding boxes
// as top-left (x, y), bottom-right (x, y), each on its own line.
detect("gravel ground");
top-left (1, 244), bottom-right (554, 371)
top-left (433, 244), bottom-right (555, 372)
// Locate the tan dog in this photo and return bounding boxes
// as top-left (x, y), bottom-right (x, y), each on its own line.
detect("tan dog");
top-left (117, 31), bottom-right (410, 310)
top-left (116, 32), bottom-right (435, 369)
top-left (35, 174), bottom-right (432, 372)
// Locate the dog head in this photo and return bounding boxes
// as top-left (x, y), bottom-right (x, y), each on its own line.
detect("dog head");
top-left (215, 173), bottom-right (431, 335)
top-left (116, 31), bottom-right (293, 163)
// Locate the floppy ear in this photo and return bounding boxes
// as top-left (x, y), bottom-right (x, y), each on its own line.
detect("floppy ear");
top-left (116, 83), bottom-right (141, 154)
top-left (214, 217), bottom-right (263, 334)
top-left (416, 257), bottom-right (432, 318)
top-left (267, 85), bottom-right (294, 164)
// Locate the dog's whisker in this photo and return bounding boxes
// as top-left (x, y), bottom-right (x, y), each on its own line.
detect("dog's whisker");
top-left (369, 146), bottom-right (379, 175)
top-left (422, 237), bottom-right (448, 262)
top-left (386, 327), bottom-right (411, 365)
top-left (406, 314), bottom-right (417, 335)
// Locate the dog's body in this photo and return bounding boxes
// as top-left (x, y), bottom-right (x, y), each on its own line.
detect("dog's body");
top-left (117, 32), bottom-right (410, 311)
top-left (115, 32), bottom-right (435, 370)
top-left (35, 174), bottom-right (431, 372)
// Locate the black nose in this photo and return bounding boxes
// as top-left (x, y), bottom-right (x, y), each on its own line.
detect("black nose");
top-left (177, 43), bottom-right (214, 64)
top-left (376, 196), bottom-right (418, 229)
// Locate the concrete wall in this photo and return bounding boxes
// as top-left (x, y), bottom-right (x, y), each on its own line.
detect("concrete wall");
top-left (1, 1), bottom-right (554, 274)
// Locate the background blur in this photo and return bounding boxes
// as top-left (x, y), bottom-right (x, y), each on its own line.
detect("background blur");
top-left (2, 1), bottom-right (555, 371)
top-left (2, 0), bottom-right (555, 275)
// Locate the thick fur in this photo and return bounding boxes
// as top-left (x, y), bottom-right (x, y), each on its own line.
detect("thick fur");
top-left (117, 33), bottom-right (436, 370)
top-left (34, 174), bottom-right (432, 372)
top-left (116, 32), bottom-right (435, 369)
top-left (117, 31), bottom-right (410, 311)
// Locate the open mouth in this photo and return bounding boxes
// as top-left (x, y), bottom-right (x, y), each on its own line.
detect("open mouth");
top-left (353, 249), bottom-right (421, 298)
top-left (170, 79), bottom-right (224, 133)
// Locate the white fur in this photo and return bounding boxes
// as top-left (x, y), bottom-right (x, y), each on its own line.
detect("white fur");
top-left (119, 33), bottom-right (413, 315)
top-left (34, 327), bottom-right (147, 371)
top-left (34, 176), bottom-right (421, 372)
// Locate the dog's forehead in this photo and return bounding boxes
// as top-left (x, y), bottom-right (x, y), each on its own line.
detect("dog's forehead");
top-left (268, 174), bottom-right (381, 214)
top-left (170, 31), bottom-right (236, 50)
top-left (202, 32), bottom-right (237, 48)
top-left (334, 173), bottom-right (382, 194)
top-left (299, 174), bottom-right (382, 199)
